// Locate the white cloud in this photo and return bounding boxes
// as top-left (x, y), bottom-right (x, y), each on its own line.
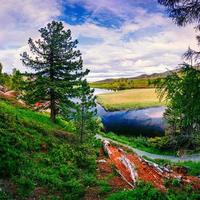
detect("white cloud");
top-left (0, 0), bottom-right (61, 72)
top-left (0, 0), bottom-right (198, 82)
top-left (67, 12), bottom-right (197, 81)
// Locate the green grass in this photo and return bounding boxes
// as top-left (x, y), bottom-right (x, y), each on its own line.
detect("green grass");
top-left (0, 98), bottom-right (98, 199)
top-left (106, 182), bottom-right (200, 200)
top-left (143, 156), bottom-right (200, 176)
top-left (90, 77), bottom-right (156, 90)
top-left (101, 132), bottom-right (175, 156)
top-left (96, 88), bottom-right (165, 111)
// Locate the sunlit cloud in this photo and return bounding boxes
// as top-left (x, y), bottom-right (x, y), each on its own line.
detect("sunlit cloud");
top-left (0, 0), bottom-right (198, 81)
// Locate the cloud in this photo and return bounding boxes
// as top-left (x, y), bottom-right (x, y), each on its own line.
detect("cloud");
top-left (0, 0), bottom-right (61, 72)
top-left (67, 11), bottom-right (197, 81)
top-left (0, 0), bottom-right (198, 82)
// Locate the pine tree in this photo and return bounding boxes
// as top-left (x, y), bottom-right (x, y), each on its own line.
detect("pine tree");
top-left (11, 68), bottom-right (24, 93)
top-left (76, 80), bottom-right (97, 143)
top-left (158, 0), bottom-right (200, 28)
top-left (71, 80), bottom-right (97, 143)
top-left (21, 21), bottom-right (89, 123)
top-left (0, 62), bottom-right (2, 75)
top-left (158, 0), bottom-right (200, 66)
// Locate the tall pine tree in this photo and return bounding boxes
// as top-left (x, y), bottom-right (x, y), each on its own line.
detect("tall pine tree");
top-left (21, 21), bottom-right (89, 122)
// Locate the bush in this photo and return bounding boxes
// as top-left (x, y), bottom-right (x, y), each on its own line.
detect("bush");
top-left (106, 182), bottom-right (165, 200)
top-left (148, 136), bottom-right (169, 150)
top-left (107, 182), bottom-right (200, 200)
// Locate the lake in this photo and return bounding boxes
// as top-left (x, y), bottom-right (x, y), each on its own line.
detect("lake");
top-left (94, 88), bottom-right (165, 137)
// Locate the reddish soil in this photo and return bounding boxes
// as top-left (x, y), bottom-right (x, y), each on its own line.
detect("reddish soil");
top-left (127, 154), bottom-right (166, 191)
top-left (106, 145), bottom-right (134, 186)
top-left (84, 148), bottom-right (130, 200)
top-left (104, 141), bottom-right (200, 192)
top-left (97, 148), bottom-right (131, 190)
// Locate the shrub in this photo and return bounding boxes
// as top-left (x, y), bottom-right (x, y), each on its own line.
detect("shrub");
top-left (148, 136), bottom-right (169, 150)
top-left (106, 182), bottom-right (165, 200)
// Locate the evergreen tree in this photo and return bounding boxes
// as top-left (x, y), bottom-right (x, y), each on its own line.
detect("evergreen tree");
top-left (158, 0), bottom-right (200, 28)
top-left (21, 21), bottom-right (89, 122)
top-left (72, 80), bottom-right (97, 143)
top-left (156, 65), bottom-right (200, 151)
top-left (158, 0), bottom-right (200, 66)
top-left (0, 63), bottom-right (3, 85)
top-left (0, 62), bottom-right (2, 75)
top-left (10, 68), bottom-right (24, 93)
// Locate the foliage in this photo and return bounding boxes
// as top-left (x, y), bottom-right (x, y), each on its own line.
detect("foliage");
top-left (158, 0), bottom-right (200, 28)
top-left (0, 99), bottom-right (98, 199)
top-left (101, 132), bottom-right (174, 155)
top-left (21, 21), bottom-right (89, 122)
top-left (10, 69), bottom-right (24, 92)
top-left (90, 77), bottom-right (156, 90)
top-left (66, 80), bottom-right (98, 143)
top-left (143, 156), bottom-right (200, 177)
top-left (156, 65), bottom-right (200, 150)
top-left (0, 65), bottom-right (24, 93)
top-left (106, 182), bottom-right (165, 200)
top-left (106, 181), bottom-right (200, 200)
top-left (148, 136), bottom-right (170, 150)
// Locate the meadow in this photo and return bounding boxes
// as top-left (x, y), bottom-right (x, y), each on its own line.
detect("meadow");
top-left (97, 88), bottom-right (165, 111)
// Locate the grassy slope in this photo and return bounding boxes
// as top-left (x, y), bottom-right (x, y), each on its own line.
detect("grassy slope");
top-left (0, 98), bottom-right (98, 200)
top-left (101, 132), bottom-right (174, 156)
top-left (101, 132), bottom-right (200, 177)
top-left (97, 88), bottom-right (164, 111)
top-left (143, 156), bottom-right (200, 177)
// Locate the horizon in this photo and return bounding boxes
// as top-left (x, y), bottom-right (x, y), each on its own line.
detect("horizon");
top-left (0, 0), bottom-right (198, 81)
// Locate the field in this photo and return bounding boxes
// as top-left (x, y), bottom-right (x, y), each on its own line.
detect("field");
top-left (97, 88), bottom-right (164, 111)
top-left (90, 78), bottom-right (154, 90)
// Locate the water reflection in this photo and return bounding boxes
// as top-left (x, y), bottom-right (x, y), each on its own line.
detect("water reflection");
top-left (94, 88), bottom-right (165, 137)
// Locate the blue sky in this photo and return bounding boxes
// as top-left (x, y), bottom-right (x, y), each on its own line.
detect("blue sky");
top-left (0, 0), bottom-right (197, 81)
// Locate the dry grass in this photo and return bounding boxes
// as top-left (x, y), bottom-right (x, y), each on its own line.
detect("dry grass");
top-left (97, 88), bottom-right (164, 111)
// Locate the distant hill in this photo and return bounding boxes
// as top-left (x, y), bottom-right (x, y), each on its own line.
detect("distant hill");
top-left (90, 69), bottom-right (180, 90)
top-left (94, 69), bottom-right (178, 83)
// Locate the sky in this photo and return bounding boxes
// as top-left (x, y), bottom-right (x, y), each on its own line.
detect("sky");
top-left (0, 0), bottom-right (198, 81)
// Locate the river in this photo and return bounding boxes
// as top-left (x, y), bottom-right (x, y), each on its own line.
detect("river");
top-left (94, 88), bottom-right (165, 137)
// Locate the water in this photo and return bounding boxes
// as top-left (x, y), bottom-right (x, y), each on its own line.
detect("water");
top-left (94, 88), bottom-right (165, 137)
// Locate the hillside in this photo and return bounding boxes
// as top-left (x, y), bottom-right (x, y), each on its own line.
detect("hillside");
top-left (90, 69), bottom-right (180, 90)
top-left (0, 97), bottom-right (98, 199)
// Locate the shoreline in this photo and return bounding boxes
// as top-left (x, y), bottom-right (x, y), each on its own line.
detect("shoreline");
top-left (97, 101), bottom-right (165, 112)
top-left (95, 88), bottom-right (165, 111)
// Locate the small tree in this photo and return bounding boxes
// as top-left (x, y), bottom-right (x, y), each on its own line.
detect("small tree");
top-left (21, 21), bottom-right (88, 122)
top-left (0, 62), bottom-right (2, 75)
top-left (71, 80), bottom-right (97, 143)
top-left (11, 68), bottom-right (24, 93)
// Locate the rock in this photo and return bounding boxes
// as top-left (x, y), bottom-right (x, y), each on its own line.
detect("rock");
top-left (4, 90), bottom-right (18, 98)
top-left (98, 159), bottom-right (107, 163)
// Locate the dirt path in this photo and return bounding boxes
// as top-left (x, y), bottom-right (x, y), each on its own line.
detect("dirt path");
top-left (96, 134), bottom-right (200, 162)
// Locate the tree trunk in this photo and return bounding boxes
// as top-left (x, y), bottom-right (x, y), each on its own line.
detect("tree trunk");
top-left (49, 52), bottom-right (56, 123)
top-left (50, 89), bottom-right (56, 123)
top-left (80, 108), bottom-right (84, 143)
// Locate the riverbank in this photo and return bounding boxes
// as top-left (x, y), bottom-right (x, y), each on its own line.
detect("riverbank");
top-left (96, 88), bottom-right (165, 111)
